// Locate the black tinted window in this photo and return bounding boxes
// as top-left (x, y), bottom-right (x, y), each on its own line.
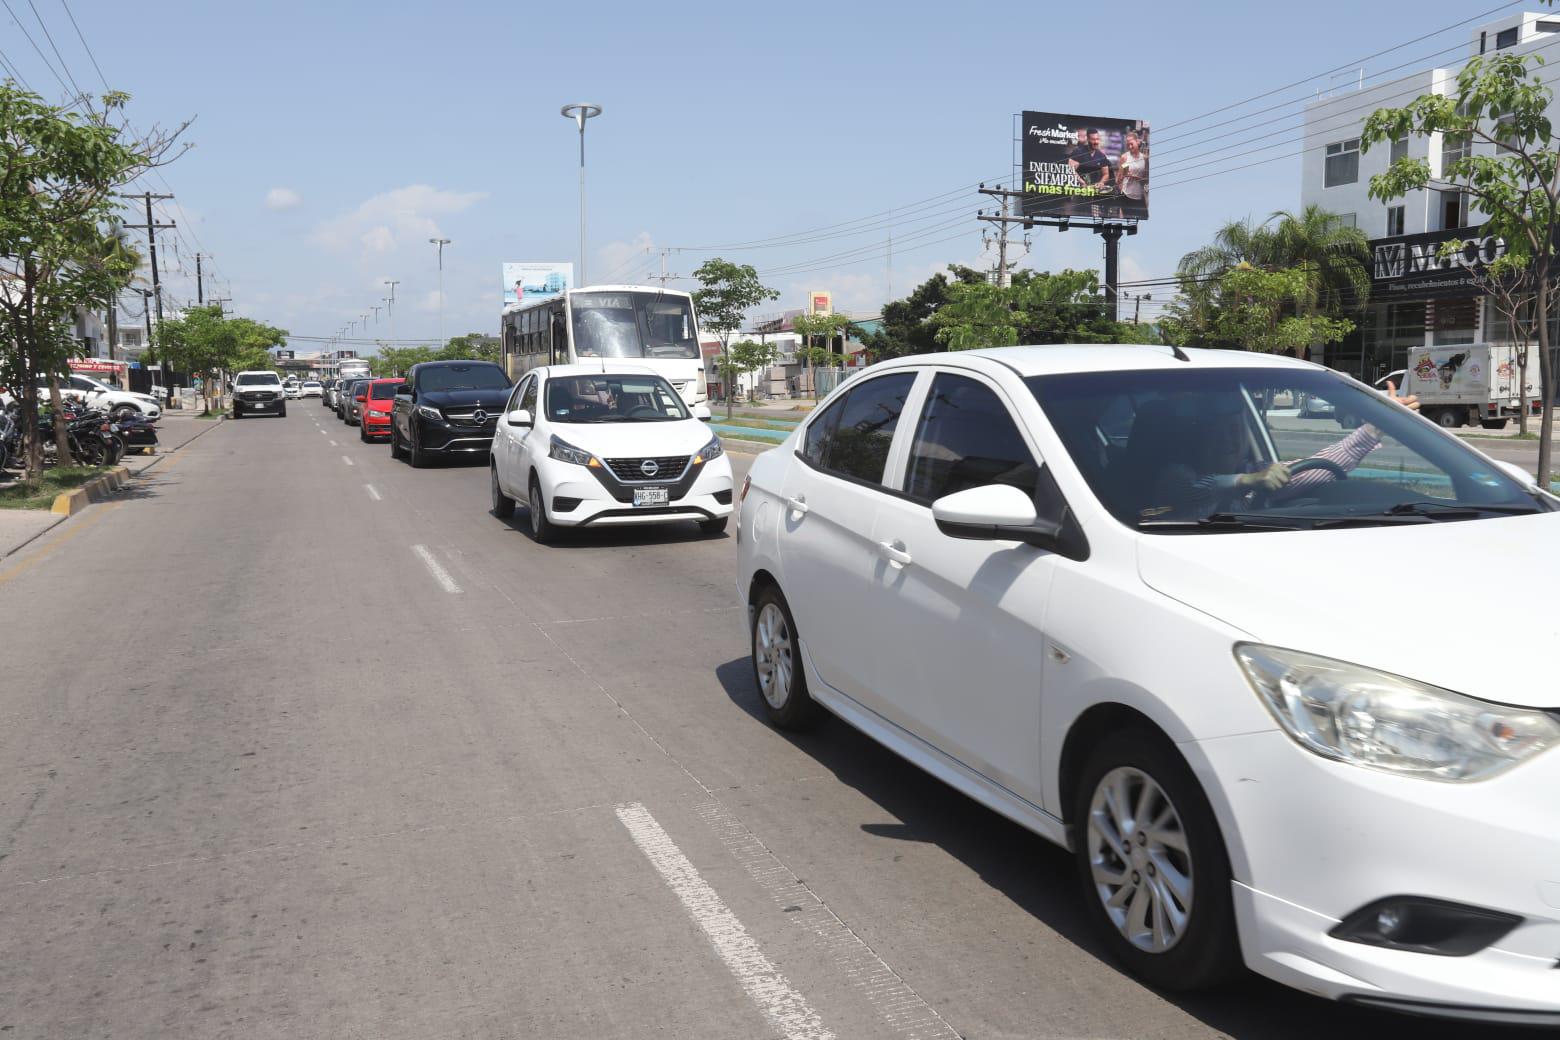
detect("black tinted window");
top-left (906, 375), bottom-right (1038, 502)
top-left (369, 382), bottom-right (398, 400)
top-left (415, 364), bottom-right (510, 392)
top-left (802, 397), bottom-right (843, 466)
top-left (821, 373), bottom-right (916, 484)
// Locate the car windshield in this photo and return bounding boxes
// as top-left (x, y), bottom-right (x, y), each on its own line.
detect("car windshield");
top-left (417, 364), bottom-right (509, 392)
top-left (569, 291), bottom-right (700, 360)
top-left (1027, 367), bottom-right (1550, 532)
top-left (236, 373), bottom-right (281, 386)
top-left (304, 381), bottom-right (321, 388)
top-left (544, 374), bottom-right (690, 423)
top-left (368, 382), bottom-right (398, 400)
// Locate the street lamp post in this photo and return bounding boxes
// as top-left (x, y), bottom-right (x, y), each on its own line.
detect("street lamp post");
top-left (560, 103), bottom-right (602, 285)
top-left (384, 280), bottom-right (400, 349)
top-left (429, 238), bottom-right (451, 348)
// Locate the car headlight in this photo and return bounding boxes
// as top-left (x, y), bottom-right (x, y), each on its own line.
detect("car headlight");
top-left (415, 405), bottom-right (443, 422)
top-left (693, 434), bottom-right (723, 464)
top-left (548, 435), bottom-right (600, 468)
top-left (1235, 644), bottom-right (1560, 782)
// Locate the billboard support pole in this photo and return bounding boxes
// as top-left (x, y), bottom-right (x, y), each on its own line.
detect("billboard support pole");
top-left (1097, 224), bottom-right (1125, 321)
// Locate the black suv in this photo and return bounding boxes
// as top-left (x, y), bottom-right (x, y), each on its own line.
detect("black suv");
top-left (389, 360), bottom-right (511, 467)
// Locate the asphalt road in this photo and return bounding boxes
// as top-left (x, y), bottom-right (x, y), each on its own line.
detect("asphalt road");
top-left (0, 407), bottom-right (1545, 1039)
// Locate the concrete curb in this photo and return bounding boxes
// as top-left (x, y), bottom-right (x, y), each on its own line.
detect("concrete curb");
top-left (720, 436), bottom-right (782, 457)
top-left (50, 465), bottom-right (131, 515)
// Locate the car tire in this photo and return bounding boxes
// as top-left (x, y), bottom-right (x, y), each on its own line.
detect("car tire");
top-left (699, 517), bottom-right (729, 537)
top-left (359, 422), bottom-right (371, 442)
top-left (1435, 408), bottom-right (1463, 429)
top-left (491, 463), bottom-right (516, 520)
top-left (233, 404), bottom-right (242, 419)
top-left (279, 404), bottom-right (287, 418)
top-left (527, 476), bottom-right (556, 543)
top-left (1480, 418), bottom-right (1509, 430)
top-left (111, 404), bottom-right (137, 420)
top-left (1071, 728), bottom-right (1242, 993)
top-left (389, 425), bottom-right (407, 460)
top-left (408, 426), bottom-right (429, 468)
top-left (750, 585), bottom-right (821, 730)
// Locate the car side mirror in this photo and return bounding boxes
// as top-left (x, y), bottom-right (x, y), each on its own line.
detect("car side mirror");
top-left (505, 408), bottom-right (533, 428)
top-left (932, 484), bottom-right (1062, 548)
top-left (692, 403), bottom-right (711, 421)
top-left (355, 394), bottom-right (366, 402)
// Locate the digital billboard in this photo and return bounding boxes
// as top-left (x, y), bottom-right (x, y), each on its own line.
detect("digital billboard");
top-left (501, 261), bottom-right (574, 308)
top-left (1021, 112), bottom-right (1149, 221)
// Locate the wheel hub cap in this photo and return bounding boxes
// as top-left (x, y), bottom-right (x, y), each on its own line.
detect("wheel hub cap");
top-left (1086, 766), bottom-right (1194, 953)
top-left (754, 603), bottom-right (792, 709)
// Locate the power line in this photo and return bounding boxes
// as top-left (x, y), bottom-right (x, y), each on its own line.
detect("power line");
top-left (0, 0), bottom-right (73, 97)
top-left (55, 0), bottom-right (107, 92)
top-left (22, 0), bottom-right (84, 101)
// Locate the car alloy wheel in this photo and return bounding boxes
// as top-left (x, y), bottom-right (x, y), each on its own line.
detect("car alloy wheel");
top-left (754, 602), bottom-right (795, 710)
top-left (1085, 766), bottom-right (1193, 954)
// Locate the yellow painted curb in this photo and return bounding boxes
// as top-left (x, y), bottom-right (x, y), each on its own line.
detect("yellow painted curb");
top-left (49, 465), bottom-right (130, 516)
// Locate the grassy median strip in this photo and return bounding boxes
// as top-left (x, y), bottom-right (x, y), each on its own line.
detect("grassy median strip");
top-left (0, 466), bottom-right (107, 510)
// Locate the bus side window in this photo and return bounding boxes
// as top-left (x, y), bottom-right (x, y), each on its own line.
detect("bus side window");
top-left (551, 306), bottom-right (568, 364)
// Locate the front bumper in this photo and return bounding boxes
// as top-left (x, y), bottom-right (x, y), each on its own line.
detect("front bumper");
top-left (362, 412), bottom-right (392, 436)
top-left (537, 454), bottom-right (734, 528)
top-left (1191, 728), bottom-right (1560, 1021)
top-left (414, 415), bottom-right (497, 453)
top-left (237, 395), bottom-right (284, 412)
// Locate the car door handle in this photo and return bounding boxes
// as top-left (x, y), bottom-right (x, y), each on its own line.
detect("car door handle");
top-left (876, 540), bottom-right (913, 567)
top-left (786, 496), bottom-right (809, 516)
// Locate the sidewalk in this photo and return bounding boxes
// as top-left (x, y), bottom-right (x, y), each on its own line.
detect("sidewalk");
top-left (0, 412), bottom-right (223, 557)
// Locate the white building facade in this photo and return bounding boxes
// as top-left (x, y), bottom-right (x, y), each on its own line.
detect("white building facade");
top-left (1301, 10), bottom-right (1560, 381)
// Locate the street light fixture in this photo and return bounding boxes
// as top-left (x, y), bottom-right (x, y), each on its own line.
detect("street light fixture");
top-left (560, 102), bottom-right (602, 286)
top-left (429, 238), bottom-right (451, 348)
top-left (384, 280), bottom-right (400, 347)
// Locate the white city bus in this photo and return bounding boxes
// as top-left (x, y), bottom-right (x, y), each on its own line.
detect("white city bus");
top-left (500, 285), bottom-right (708, 405)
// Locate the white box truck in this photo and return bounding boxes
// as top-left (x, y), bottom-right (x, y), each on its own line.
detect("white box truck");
top-left (1400, 343), bottom-right (1544, 430)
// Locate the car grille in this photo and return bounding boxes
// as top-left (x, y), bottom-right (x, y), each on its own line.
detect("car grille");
top-left (605, 456), bottom-right (689, 482)
top-left (442, 409), bottom-right (497, 428)
top-left (240, 391), bottom-right (278, 401)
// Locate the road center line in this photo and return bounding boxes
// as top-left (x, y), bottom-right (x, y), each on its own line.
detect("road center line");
top-left (330, 440), bottom-right (339, 447)
top-left (364, 483), bottom-right (382, 501)
top-left (341, 455), bottom-right (354, 466)
top-left (410, 544), bottom-right (461, 593)
top-left (615, 803), bottom-right (834, 1040)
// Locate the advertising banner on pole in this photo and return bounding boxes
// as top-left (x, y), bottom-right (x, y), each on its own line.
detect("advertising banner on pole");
top-left (1021, 112), bottom-right (1150, 221)
top-left (502, 262), bottom-right (574, 308)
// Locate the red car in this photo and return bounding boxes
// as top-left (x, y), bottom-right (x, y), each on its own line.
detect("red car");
top-left (359, 378), bottom-right (401, 442)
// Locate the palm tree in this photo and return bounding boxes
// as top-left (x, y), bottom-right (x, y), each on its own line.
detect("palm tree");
top-left (1268, 204), bottom-right (1371, 317)
top-left (1177, 216), bottom-right (1282, 283)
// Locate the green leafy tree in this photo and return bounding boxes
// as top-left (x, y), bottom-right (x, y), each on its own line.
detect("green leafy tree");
top-left (715, 339), bottom-right (779, 403)
top-left (1363, 50), bottom-right (1560, 481)
top-left (931, 269), bottom-right (1121, 350)
top-left (151, 306), bottom-right (287, 414)
top-left (854, 265), bottom-right (988, 360)
top-left (0, 85), bottom-right (183, 477)
top-left (690, 258), bottom-right (779, 416)
top-left (371, 345), bottom-right (437, 376)
top-left (791, 312), bottom-right (855, 397)
top-left (437, 333), bottom-right (500, 363)
top-left (1208, 265), bottom-right (1354, 355)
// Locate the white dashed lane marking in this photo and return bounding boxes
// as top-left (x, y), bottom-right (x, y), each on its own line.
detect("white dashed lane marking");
top-left (341, 455), bottom-right (354, 466)
top-left (616, 802), bottom-right (835, 1040)
top-left (410, 544), bottom-right (461, 593)
top-left (364, 484), bottom-right (382, 501)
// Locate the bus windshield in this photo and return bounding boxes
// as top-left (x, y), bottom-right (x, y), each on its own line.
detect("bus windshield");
top-left (570, 291), bottom-right (700, 360)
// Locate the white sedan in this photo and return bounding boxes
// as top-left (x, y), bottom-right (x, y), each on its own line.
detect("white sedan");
top-left (301, 380), bottom-right (323, 398)
top-left (489, 364), bottom-right (733, 542)
top-left (735, 344), bottom-right (1560, 1024)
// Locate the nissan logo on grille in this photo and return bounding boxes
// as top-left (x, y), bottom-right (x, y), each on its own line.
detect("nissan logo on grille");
top-left (471, 409), bottom-right (488, 424)
top-left (639, 459), bottom-right (660, 478)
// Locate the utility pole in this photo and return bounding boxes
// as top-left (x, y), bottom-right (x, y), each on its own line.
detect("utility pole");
top-left (195, 253), bottom-right (205, 305)
top-left (121, 192), bottom-right (176, 390)
top-left (976, 185), bottom-right (1020, 288)
top-left (886, 234), bottom-right (892, 302)
top-left (429, 239), bottom-right (451, 347)
top-left (653, 249), bottom-right (681, 287)
top-left (384, 280), bottom-right (400, 349)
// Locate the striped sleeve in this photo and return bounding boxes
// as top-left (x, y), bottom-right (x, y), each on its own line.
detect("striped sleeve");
top-left (1286, 426), bottom-right (1382, 489)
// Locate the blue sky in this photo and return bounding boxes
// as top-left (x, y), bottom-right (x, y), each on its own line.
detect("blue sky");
top-left (1, 0), bottom-right (1510, 349)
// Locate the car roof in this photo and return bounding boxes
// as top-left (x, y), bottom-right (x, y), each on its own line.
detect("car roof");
top-left (866, 345), bottom-right (1319, 379)
top-left (411, 359), bottom-right (503, 369)
top-left (537, 363), bottom-right (658, 378)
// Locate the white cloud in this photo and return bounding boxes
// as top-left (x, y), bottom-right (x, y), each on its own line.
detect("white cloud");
top-left (310, 184), bottom-right (488, 255)
top-left (265, 187), bottom-right (302, 211)
top-left (596, 231), bottom-right (655, 284)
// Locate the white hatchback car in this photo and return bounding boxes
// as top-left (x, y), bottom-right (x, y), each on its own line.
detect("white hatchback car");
top-left (490, 364), bottom-right (733, 541)
top-left (735, 345), bottom-right (1560, 1024)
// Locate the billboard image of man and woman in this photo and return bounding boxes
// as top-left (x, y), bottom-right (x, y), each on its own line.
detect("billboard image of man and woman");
top-left (1021, 112), bottom-right (1149, 221)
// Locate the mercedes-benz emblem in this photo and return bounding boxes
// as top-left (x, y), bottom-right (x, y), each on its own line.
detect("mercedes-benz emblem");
top-left (639, 459), bottom-right (660, 478)
top-left (472, 409), bottom-right (488, 424)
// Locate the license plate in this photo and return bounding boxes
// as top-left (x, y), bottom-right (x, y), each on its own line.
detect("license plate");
top-left (633, 487), bottom-right (669, 508)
